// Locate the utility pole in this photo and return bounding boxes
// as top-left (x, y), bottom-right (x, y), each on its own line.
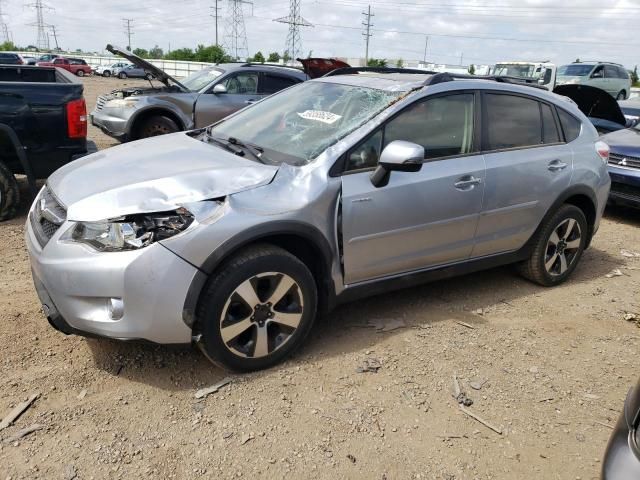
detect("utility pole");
top-left (0, 0), bottom-right (10, 43)
top-left (423, 35), bottom-right (429, 64)
top-left (223, 0), bottom-right (252, 60)
top-left (27, 0), bottom-right (51, 51)
top-left (211, 0), bottom-right (221, 46)
top-left (362, 5), bottom-right (373, 65)
top-left (274, 0), bottom-right (312, 64)
top-left (49, 25), bottom-right (59, 51)
top-left (123, 18), bottom-right (134, 51)
top-left (460, 52), bottom-right (463, 66)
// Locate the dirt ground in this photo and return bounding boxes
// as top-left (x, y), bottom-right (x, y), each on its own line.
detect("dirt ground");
top-left (1, 76), bottom-right (640, 480)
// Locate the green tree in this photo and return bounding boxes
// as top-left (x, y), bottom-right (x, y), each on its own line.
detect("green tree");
top-left (468, 64), bottom-right (476, 75)
top-left (267, 52), bottom-right (280, 62)
top-left (193, 44), bottom-right (232, 63)
top-left (575, 58), bottom-right (581, 63)
top-left (283, 51), bottom-right (291, 64)
top-left (396, 58), bottom-right (404, 68)
top-left (631, 66), bottom-right (639, 86)
top-left (149, 45), bottom-right (164, 59)
top-left (0, 41), bottom-right (18, 51)
top-left (367, 58), bottom-right (388, 67)
top-left (133, 48), bottom-right (149, 58)
top-left (250, 51), bottom-right (265, 63)
top-left (164, 48), bottom-right (195, 61)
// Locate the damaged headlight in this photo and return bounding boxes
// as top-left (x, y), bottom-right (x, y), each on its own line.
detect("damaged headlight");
top-left (63, 208), bottom-right (194, 252)
top-left (107, 98), bottom-right (139, 108)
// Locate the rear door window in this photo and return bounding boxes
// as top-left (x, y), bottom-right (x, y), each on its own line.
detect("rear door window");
top-left (483, 94), bottom-right (542, 150)
top-left (261, 74), bottom-right (299, 94)
top-left (541, 103), bottom-right (561, 144)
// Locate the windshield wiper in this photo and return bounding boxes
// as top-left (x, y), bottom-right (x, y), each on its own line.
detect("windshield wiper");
top-left (205, 133), bottom-right (245, 156)
top-left (227, 137), bottom-right (268, 164)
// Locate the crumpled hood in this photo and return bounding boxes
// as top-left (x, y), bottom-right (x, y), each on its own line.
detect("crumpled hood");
top-left (48, 133), bottom-right (279, 222)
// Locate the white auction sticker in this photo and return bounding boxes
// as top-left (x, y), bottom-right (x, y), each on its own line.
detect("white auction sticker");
top-left (296, 110), bottom-right (342, 124)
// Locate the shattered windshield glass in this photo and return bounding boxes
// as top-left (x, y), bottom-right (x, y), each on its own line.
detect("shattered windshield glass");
top-left (209, 81), bottom-right (403, 165)
top-left (181, 68), bottom-right (224, 92)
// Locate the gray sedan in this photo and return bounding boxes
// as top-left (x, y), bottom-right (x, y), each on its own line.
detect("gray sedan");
top-left (116, 63), bottom-right (154, 80)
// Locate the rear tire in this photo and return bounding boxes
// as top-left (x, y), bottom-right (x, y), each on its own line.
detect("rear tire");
top-left (517, 204), bottom-right (588, 287)
top-left (138, 115), bottom-right (180, 139)
top-left (103, 70), bottom-right (111, 77)
top-left (76, 70), bottom-right (84, 77)
top-left (118, 72), bottom-right (127, 79)
top-left (616, 90), bottom-right (626, 100)
top-left (0, 162), bottom-right (20, 222)
top-left (196, 244), bottom-right (318, 372)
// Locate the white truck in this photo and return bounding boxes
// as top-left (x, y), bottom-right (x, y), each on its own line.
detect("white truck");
top-left (491, 61), bottom-right (557, 90)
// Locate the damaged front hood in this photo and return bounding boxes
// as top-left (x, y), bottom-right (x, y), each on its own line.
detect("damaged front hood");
top-left (48, 133), bottom-right (278, 222)
top-left (107, 44), bottom-right (189, 92)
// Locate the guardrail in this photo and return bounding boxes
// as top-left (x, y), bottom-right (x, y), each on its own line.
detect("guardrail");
top-left (18, 52), bottom-right (212, 78)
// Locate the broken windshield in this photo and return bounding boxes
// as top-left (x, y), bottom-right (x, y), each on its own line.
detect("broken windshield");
top-left (209, 81), bottom-right (403, 165)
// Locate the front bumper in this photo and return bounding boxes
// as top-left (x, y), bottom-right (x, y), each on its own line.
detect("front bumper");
top-left (608, 165), bottom-right (640, 207)
top-left (25, 212), bottom-right (197, 344)
top-left (90, 109), bottom-right (130, 142)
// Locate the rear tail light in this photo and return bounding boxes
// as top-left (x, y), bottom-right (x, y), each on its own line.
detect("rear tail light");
top-left (595, 141), bottom-right (609, 164)
top-left (66, 98), bottom-right (87, 139)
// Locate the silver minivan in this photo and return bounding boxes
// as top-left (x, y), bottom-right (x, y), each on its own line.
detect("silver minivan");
top-left (556, 62), bottom-right (631, 100)
top-left (26, 71), bottom-right (611, 371)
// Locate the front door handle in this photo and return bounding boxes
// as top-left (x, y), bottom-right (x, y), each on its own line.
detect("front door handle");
top-left (454, 176), bottom-right (482, 190)
top-left (548, 160), bottom-right (568, 172)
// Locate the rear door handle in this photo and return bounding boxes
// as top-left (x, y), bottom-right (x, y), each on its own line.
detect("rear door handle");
top-left (454, 176), bottom-right (482, 190)
top-left (548, 160), bottom-right (568, 172)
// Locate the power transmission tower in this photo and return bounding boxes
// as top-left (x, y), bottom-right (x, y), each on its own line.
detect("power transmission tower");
top-left (211, 0), bottom-right (221, 47)
top-left (27, 0), bottom-right (52, 51)
top-left (362, 5), bottom-right (373, 65)
top-left (274, 0), bottom-right (312, 64)
top-left (123, 18), bottom-right (134, 51)
top-left (0, 0), bottom-right (10, 43)
top-left (223, 0), bottom-right (252, 60)
top-left (49, 25), bottom-right (60, 51)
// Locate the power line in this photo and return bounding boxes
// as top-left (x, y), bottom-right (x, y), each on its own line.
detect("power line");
top-left (274, 0), bottom-right (312, 62)
top-left (27, 0), bottom-right (52, 51)
top-left (361, 5), bottom-right (373, 64)
top-left (123, 18), bottom-right (133, 51)
top-left (224, 0), bottom-right (252, 60)
top-left (211, 0), bottom-right (221, 46)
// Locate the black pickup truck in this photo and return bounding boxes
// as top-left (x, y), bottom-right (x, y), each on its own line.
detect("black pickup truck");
top-left (0, 65), bottom-right (90, 221)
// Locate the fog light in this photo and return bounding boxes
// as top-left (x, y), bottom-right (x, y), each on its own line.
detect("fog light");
top-left (108, 298), bottom-right (124, 320)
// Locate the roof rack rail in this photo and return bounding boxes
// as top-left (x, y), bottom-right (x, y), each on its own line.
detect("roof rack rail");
top-left (240, 62), bottom-right (303, 71)
top-left (423, 72), bottom-right (548, 90)
top-left (572, 60), bottom-right (624, 67)
top-left (324, 66), bottom-right (437, 77)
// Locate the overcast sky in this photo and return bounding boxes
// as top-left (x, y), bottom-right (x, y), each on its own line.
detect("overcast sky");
top-left (5, 0), bottom-right (640, 67)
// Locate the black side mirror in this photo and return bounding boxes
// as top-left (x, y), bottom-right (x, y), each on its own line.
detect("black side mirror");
top-left (370, 141), bottom-right (424, 188)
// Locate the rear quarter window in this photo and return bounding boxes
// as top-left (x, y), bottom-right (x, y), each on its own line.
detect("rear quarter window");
top-left (557, 108), bottom-right (581, 142)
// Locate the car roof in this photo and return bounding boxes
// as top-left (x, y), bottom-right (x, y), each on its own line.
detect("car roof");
top-left (315, 73), bottom-right (430, 92)
top-left (218, 63), bottom-right (307, 77)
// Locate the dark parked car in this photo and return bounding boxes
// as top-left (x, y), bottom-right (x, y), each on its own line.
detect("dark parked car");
top-left (601, 120), bottom-right (640, 208)
top-left (0, 53), bottom-right (24, 65)
top-left (0, 65), bottom-right (91, 221)
top-left (602, 378), bottom-right (640, 479)
top-left (91, 44), bottom-right (325, 141)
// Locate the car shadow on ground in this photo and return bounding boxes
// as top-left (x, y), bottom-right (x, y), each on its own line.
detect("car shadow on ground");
top-left (84, 243), bottom-right (623, 393)
top-left (604, 204), bottom-right (640, 228)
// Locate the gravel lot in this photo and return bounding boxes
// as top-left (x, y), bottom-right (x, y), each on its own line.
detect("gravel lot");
top-left (1, 76), bottom-right (640, 480)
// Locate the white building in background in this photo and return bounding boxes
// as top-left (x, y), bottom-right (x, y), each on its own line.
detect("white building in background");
top-left (335, 57), bottom-right (491, 75)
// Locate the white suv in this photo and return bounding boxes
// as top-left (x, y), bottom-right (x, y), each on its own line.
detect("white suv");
top-left (556, 62), bottom-right (631, 100)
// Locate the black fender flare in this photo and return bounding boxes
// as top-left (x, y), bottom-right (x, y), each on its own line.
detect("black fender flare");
top-left (180, 221), bottom-right (336, 328)
top-left (0, 123), bottom-right (37, 197)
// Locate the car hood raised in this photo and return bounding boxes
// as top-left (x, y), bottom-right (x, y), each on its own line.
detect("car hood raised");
top-left (554, 84), bottom-right (627, 127)
top-left (106, 44), bottom-right (189, 92)
top-left (48, 133), bottom-right (279, 222)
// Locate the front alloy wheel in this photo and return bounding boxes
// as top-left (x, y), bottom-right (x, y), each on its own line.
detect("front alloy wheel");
top-left (197, 244), bottom-right (317, 371)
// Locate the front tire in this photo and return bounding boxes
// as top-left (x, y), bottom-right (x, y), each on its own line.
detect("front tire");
top-left (0, 162), bottom-right (20, 222)
top-left (118, 72), bottom-right (127, 79)
top-left (103, 70), bottom-right (111, 77)
top-left (518, 204), bottom-right (588, 286)
top-left (616, 90), bottom-right (626, 100)
top-left (196, 244), bottom-right (318, 371)
top-left (76, 70), bottom-right (84, 77)
top-left (138, 115), bottom-right (180, 139)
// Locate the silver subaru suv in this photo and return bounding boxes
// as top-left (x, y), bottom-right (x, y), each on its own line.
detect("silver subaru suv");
top-left (26, 70), bottom-right (611, 371)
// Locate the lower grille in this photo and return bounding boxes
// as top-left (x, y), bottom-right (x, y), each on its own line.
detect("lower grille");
top-left (609, 153), bottom-right (640, 170)
top-left (30, 187), bottom-right (67, 248)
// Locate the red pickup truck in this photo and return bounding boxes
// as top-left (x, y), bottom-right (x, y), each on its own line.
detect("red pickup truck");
top-left (36, 57), bottom-right (92, 77)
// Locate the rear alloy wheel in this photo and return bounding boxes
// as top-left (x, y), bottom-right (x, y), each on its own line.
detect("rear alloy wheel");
top-left (76, 70), bottom-right (84, 77)
top-left (518, 204), bottom-right (588, 286)
top-left (139, 115), bottom-right (180, 139)
top-left (0, 162), bottom-right (20, 222)
top-left (103, 70), bottom-right (111, 77)
top-left (197, 244), bottom-right (317, 371)
top-left (616, 90), bottom-right (626, 100)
